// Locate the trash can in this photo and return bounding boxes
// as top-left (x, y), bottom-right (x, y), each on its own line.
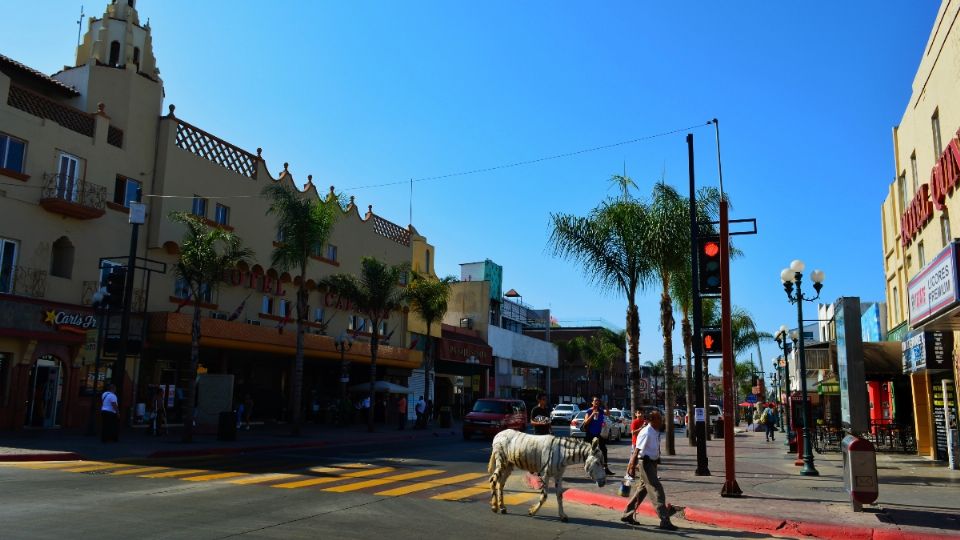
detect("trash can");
top-left (438, 406), bottom-right (452, 428)
top-left (713, 418), bottom-right (724, 439)
top-left (218, 411), bottom-right (237, 441)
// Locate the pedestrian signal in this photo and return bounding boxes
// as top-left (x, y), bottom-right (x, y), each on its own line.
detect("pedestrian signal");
top-left (702, 328), bottom-right (722, 355)
top-left (698, 235), bottom-right (722, 295)
top-left (104, 268), bottom-right (127, 310)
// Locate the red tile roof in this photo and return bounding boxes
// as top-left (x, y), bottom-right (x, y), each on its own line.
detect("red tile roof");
top-left (0, 54), bottom-right (80, 97)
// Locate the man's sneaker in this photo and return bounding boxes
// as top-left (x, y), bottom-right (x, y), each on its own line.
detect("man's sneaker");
top-left (619, 516), bottom-right (640, 525)
top-left (657, 519), bottom-right (678, 531)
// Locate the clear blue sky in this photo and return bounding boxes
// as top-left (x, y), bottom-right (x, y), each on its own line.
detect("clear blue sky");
top-left (3, 1), bottom-right (941, 379)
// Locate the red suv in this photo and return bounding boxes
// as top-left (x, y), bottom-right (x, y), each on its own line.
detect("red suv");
top-left (463, 398), bottom-right (527, 440)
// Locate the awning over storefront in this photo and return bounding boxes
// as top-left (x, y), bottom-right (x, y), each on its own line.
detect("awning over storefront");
top-left (349, 381), bottom-right (410, 393)
top-left (818, 378), bottom-right (840, 395)
top-left (437, 324), bottom-right (493, 366)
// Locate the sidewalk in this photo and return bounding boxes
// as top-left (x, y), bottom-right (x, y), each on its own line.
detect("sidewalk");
top-left (561, 425), bottom-right (960, 540)
top-left (0, 419), bottom-right (460, 462)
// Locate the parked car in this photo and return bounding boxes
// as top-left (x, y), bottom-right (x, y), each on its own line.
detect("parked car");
top-left (608, 408), bottom-right (628, 437)
top-left (569, 410), bottom-right (620, 441)
top-left (673, 408), bottom-right (686, 428)
top-left (463, 398), bottom-right (527, 440)
top-left (549, 403), bottom-right (580, 425)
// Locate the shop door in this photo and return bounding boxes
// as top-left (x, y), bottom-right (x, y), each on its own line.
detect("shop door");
top-left (25, 356), bottom-right (64, 428)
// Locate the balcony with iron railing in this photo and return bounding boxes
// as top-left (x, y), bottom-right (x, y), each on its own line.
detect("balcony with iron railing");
top-left (39, 172), bottom-right (106, 219)
top-left (3, 265), bottom-right (47, 298)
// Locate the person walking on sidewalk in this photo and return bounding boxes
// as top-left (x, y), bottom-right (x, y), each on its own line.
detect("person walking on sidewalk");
top-left (583, 396), bottom-right (614, 475)
top-left (630, 409), bottom-right (646, 448)
top-left (415, 395), bottom-right (426, 429)
top-left (397, 395), bottom-right (408, 430)
top-left (763, 404), bottom-right (778, 441)
top-left (620, 410), bottom-right (678, 531)
top-left (101, 384), bottom-right (120, 443)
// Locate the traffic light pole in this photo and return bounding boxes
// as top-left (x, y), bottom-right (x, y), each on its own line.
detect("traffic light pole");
top-left (687, 133), bottom-right (710, 476)
top-left (112, 203), bottom-right (145, 415)
top-left (719, 199), bottom-right (742, 497)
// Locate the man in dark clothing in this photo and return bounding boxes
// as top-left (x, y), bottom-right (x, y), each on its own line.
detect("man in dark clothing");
top-left (583, 395), bottom-right (614, 475)
top-left (530, 394), bottom-right (551, 435)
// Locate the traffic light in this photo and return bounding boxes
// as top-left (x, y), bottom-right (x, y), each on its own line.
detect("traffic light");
top-left (104, 268), bottom-right (126, 310)
top-left (702, 328), bottom-right (722, 355)
top-left (698, 235), bottom-right (722, 294)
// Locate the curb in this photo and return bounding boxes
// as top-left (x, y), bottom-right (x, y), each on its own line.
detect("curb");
top-left (0, 452), bottom-right (83, 462)
top-left (563, 488), bottom-right (959, 540)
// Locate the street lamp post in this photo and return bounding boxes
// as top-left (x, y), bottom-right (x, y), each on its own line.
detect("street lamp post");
top-left (769, 363), bottom-right (785, 433)
top-left (774, 326), bottom-right (793, 442)
top-left (335, 332), bottom-right (354, 401)
top-left (780, 260), bottom-right (824, 477)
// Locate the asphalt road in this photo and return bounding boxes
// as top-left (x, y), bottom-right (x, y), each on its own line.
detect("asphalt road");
top-left (0, 429), bottom-right (758, 540)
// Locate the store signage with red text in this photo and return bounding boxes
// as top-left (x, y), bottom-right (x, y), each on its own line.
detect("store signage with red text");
top-left (907, 242), bottom-right (960, 326)
top-left (224, 269), bottom-right (287, 296)
top-left (902, 128), bottom-right (960, 247)
top-left (43, 309), bottom-right (97, 334)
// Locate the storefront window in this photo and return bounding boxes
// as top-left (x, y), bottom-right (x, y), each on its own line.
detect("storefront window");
top-left (79, 364), bottom-right (112, 396)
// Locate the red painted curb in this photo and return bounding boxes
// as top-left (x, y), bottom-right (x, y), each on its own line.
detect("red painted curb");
top-left (873, 529), bottom-right (960, 540)
top-left (683, 507), bottom-right (786, 535)
top-left (0, 452), bottom-right (82, 462)
top-left (562, 488), bottom-right (659, 518)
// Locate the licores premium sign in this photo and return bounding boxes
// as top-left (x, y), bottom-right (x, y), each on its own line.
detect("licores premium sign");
top-left (902, 127), bottom-right (960, 247)
top-left (908, 242), bottom-right (960, 327)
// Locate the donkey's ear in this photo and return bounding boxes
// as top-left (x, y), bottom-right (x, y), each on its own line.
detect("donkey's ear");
top-left (591, 437), bottom-right (600, 450)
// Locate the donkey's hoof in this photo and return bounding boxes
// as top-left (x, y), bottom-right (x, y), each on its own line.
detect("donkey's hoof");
top-left (499, 508), bottom-right (507, 514)
top-left (560, 516), bottom-right (569, 523)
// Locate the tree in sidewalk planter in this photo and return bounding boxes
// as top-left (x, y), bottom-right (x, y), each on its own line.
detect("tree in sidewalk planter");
top-left (406, 272), bottom-right (455, 414)
top-left (642, 181), bottom-right (722, 455)
top-left (319, 257), bottom-right (407, 433)
top-left (169, 211), bottom-right (254, 443)
top-left (549, 186), bottom-right (652, 413)
top-left (262, 182), bottom-right (339, 436)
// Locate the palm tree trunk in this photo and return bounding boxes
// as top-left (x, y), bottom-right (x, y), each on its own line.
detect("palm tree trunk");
top-left (661, 287), bottom-right (675, 455)
top-left (182, 298), bottom-right (202, 443)
top-left (423, 321), bottom-right (432, 415)
top-left (682, 315), bottom-right (695, 446)
top-left (626, 297), bottom-right (640, 412)
top-left (291, 282), bottom-right (306, 436)
top-left (368, 330), bottom-right (378, 433)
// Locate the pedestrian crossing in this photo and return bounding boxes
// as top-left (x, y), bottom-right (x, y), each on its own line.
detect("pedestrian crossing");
top-left (0, 459), bottom-right (543, 506)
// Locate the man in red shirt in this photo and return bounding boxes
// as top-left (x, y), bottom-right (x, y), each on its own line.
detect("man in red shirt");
top-left (397, 396), bottom-right (408, 430)
top-left (630, 409), bottom-right (646, 448)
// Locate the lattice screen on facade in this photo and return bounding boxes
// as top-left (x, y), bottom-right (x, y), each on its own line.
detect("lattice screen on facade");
top-left (372, 215), bottom-right (411, 246)
top-left (107, 126), bottom-right (124, 148)
top-left (174, 120), bottom-right (258, 179)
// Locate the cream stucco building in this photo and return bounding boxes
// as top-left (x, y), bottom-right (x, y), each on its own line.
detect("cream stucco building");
top-left (0, 0), bottom-right (439, 430)
top-left (880, 0), bottom-right (960, 464)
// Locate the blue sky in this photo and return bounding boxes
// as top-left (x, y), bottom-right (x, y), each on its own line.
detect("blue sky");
top-left (3, 2), bottom-right (941, 380)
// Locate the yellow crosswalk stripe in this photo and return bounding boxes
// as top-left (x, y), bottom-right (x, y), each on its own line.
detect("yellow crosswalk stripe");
top-left (503, 492), bottom-right (540, 505)
top-left (12, 461), bottom-right (87, 469)
top-left (181, 471), bottom-right (248, 482)
top-left (228, 473), bottom-right (299, 485)
top-left (140, 469), bottom-right (207, 478)
top-left (430, 480), bottom-right (490, 501)
top-left (273, 467), bottom-right (396, 489)
top-left (376, 473), bottom-right (487, 497)
top-left (62, 463), bottom-right (128, 473)
top-left (111, 466), bottom-right (168, 476)
top-left (322, 469), bottom-right (444, 493)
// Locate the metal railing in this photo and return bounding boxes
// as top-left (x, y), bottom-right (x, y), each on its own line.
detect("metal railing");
top-left (41, 172), bottom-right (106, 211)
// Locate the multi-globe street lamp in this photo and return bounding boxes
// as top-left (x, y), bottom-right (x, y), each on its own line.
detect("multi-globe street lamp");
top-left (774, 327), bottom-right (793, 440)
top-left (768, 360), bottom-right (784, 433)
top-left (779, 259), bottom-right (824, 477)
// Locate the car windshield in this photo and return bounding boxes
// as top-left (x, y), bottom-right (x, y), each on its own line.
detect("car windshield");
top-left (472, 400), bottom-right (510, 414)
top-left (555, 405), bottom-right (573, 411)
top-left (610, 411), bottom-right (622, 419)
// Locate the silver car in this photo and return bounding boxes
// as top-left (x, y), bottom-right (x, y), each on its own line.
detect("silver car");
top-left (549, 403), bottom-right (580, 425)
top-left (569, 410), bottom-right (620, 441)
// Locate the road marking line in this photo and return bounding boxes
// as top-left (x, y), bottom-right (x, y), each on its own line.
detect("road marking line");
top-left (503, 492), bottom-right (540, 505)
top-left (12, 461), bottom-right (90, 469)
top-left (62, 463), bottom-right (127, 473)
top-left (180, 471), bottom-right (248, 482)
top-left (140, 469), bottom-right (206, 478)
top-left (376, 473), bottom-right (487, 497)
top-left (430, 480), bottom-right (490, 501)
top-left (228, 473), bottom-right (299, 485)
top-left (322, 469), bottom-right (444, 493)
top-left (272, 467), bottom-right (396, 489)
top-left (111, 466), bottom-right (168, 476)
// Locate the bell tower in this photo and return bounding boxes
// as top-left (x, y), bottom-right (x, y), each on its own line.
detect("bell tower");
top-left (74, 0), bottom-right (159, 79)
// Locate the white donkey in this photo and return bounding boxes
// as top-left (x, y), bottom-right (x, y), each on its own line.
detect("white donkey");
top-left (488, 429), bottom-right (607, 522)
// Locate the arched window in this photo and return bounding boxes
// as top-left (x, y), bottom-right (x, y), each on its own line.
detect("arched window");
top-left (133, 47), bottom-right (140, 70)
top-left (108, 41), bottom-right (121, 66)
top-left (941, 212), bottom-right (952, 247)
top-left (50, 236), bottom-right (74, 279)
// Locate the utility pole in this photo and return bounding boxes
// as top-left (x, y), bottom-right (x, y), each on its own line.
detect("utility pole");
top-left (113, 202), bottom-right (145, 413)
top-left (687, 133), bottom-right (710, 476)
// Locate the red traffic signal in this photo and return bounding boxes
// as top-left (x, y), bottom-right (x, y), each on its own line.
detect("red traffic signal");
top-left (702, 328), bottom-right (722, 355)
top-left (698, 235), bottom-right (722, 295)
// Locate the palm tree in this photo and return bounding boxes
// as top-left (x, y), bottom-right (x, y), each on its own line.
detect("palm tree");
top-left (642, 181), bottom-right (721, 454)
top-left (670, 264), bottom-right (696, 445)
top-left (319, 257), bottom-right (407, 433)
top-left (262, 182), bottom-right (339, 436)
top-left (549, 194), bottom-right (652, 412)
top-left (576, 332), bottom-right (621, 401)
top-left (406, 273), bottom-right (455, 410)
top-left (645, 360), bottom-right (665, 409)
top-left (169, 211), bottom-right (253, 443)
top-left (556, 338), bottom-right (585, 400)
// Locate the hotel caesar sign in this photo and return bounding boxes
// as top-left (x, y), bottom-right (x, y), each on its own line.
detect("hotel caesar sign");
top-left (902, 128), bottom-right (960, 247)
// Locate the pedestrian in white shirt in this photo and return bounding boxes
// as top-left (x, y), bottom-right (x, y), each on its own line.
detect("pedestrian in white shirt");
top-left (619, 410), bottom-right (677, 531)
top-left (100, 384), bottom-right (119, 443)
top-left (415, 396), bottom-right (426, 429)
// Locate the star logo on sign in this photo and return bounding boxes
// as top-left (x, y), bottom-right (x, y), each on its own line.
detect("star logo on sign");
top-left (44, 310), bottom-right (57, 325)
